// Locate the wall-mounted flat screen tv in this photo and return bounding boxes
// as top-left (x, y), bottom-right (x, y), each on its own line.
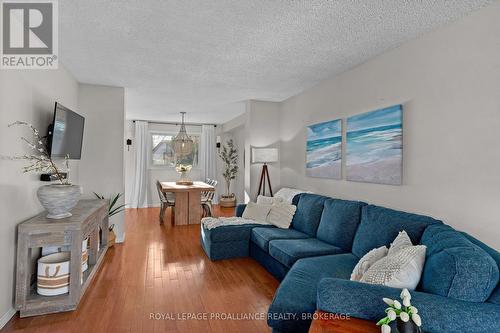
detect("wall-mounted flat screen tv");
top-left (48, 102), bottom-right (85, 159)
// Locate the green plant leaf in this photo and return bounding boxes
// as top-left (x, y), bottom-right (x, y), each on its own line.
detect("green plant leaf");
top-left (109, 204), bottom-right (126, 217)
top-left (109, 193), bottom-right (121, 210)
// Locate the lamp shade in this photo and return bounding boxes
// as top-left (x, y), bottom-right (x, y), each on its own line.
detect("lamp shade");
top-left (252, 148), bottom-right (279, 163)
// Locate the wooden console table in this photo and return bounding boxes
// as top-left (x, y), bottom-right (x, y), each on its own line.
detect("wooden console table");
top-left (160, 181), bottom-right (214, 225)
top-left (15, 200), bottom-right (109, 317)
top-left (309, 311), bottom-right (379, 333)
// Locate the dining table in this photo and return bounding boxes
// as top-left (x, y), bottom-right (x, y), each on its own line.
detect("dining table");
top-left (160, 181), bottom-right (215, 225)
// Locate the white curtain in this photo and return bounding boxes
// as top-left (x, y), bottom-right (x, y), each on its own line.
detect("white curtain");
top-left (130, 121), bottom-right (149, 208)
top-left (200, 125), bottom-right (218, 202)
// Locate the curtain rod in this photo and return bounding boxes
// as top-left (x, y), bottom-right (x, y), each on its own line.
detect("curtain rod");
top-left (131, 119), bottom-right (217, 127)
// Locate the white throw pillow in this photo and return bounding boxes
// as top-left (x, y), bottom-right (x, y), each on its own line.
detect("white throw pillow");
top-left (360, 245), bottom-right (427, 290)
top-left (257, 195), bottom-right (284, 205)
top-left (388, 230), bottom-right (413, 256)
top-left (266, 202), bottom-right (297, 229)
top-left (242, 202), bottom-right (272, 223)
top-left (350, 246), bottom-right (388, 281)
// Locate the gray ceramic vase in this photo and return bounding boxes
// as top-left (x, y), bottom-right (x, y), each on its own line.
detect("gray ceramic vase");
top-left (37, 184), bottom-right (82, 219)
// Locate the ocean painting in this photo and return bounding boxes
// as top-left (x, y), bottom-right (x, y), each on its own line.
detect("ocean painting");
top-left (346, 105), bottom-right (403, 185)
top-left (306, 119), bottom-right (342, 179)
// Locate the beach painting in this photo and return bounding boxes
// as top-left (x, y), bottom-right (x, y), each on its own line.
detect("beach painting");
top-left (346, 105), bottom-right (403, 185)
top-left (306, 119), bottom-right (342, 179)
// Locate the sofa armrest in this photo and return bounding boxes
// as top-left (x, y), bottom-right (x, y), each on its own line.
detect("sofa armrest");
top-left (317, 278), bottom-right (500, 333)
top-left (235, 204), bottom-right (247, 217)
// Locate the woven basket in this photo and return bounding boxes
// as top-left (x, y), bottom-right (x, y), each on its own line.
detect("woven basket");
top-left (37, 252), bottom-right (70, 296)
top-left (108, 230), bottom-right (116, 247)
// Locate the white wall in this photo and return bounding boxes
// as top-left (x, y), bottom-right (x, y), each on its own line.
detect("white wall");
top-left (245, 101), bottom-right (281, 202)
top-left (279, 4), bottom-right (500, 250)
top-left (78, 84), bottom-right (125, 242)
top-left (219, 101), bottom-right (282, 203)
top-left (0, 66), bottom-right (79, 326)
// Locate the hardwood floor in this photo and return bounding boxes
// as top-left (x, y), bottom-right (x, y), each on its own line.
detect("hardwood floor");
top-left (3, 206), bottom-right (279, 333)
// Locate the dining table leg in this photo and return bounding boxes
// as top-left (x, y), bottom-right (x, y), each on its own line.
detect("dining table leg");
top-left (188, 190), bottom-right (202, 224)
top-left (174, 191), bottom-right (189, 225)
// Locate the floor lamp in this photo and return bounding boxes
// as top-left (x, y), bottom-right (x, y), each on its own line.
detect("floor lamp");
top-left (252, 147), bottom-right (279, 197)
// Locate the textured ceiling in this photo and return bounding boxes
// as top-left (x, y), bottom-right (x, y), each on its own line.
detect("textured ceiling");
top-left (59, 1), bottom-right (492, 123)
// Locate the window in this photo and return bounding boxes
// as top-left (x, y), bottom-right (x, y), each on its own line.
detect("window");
top-left (151, 132), bottom-right (200, 168)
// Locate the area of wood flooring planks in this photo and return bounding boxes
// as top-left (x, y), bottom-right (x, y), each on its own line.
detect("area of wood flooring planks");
top-left (3, 206), bottom-right (278, 333)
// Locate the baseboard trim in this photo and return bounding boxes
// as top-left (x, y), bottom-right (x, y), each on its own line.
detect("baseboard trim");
top-left (0, 307), bottom-right (16, 329)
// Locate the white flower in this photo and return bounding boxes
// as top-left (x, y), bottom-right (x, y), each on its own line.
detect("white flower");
top-left (412, 313), bottom-right (422, 327)
top-left (402, 296), bottom-right (411, 307)
top-left (409, 306), bottom-right (418, 314)
top-left (383, 298), bottom-right (394, 306)
top-left (400, 312), bottom-right (409, 322)
top-left (381, 324), bottom-right (391, 333)
top-left (387, 309), bottom-right (397, 321)
top-left (393, 300), bottom-right (402, 309)
top-left (400, 288), bottom-right (411, 300)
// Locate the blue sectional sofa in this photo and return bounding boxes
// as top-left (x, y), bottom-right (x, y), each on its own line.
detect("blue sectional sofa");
top-left (200, 193), bottom-right (500, 333)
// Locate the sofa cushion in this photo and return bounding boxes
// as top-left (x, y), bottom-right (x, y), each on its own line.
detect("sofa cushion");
top-left (461, 232), bottom-right (500, 305)
top-left (268, 238), bottom-right (344, 268)
top-left (351, 205), bottom-right (441, 257)
top-left (290, 193), bottom-right (328, 236)
top-left (267, 253), bottom-right (359, 333)
top-left (420, 224), bottom-right (499, 302)
top-left (316, 198), bottom-right (366, 251)
top-left (251, 227), bottom-right (310, 252)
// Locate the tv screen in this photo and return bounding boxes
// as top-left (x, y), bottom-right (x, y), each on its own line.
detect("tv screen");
top-left (49, 103), bottom-right (85, 159)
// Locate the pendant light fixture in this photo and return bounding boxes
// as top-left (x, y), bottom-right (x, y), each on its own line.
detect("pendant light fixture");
top-left (172, 112), bottom-right (194, 156)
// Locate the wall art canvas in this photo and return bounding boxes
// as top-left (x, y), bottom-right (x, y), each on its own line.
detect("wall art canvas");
top-left (346, 105), bottom-right (403, 185)
top-left (306, 119), bottom-right (342, 179)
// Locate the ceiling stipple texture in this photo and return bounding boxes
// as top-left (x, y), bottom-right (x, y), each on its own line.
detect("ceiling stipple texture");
top-left (59, 1), bottom-right (492, 123)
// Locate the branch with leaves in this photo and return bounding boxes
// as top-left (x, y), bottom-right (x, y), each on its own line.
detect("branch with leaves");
top-left (6, 121), bottom-right (69, 185)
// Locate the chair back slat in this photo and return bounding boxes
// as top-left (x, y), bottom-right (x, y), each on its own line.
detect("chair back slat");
top-left (156, 181), bottom-right (166, 203)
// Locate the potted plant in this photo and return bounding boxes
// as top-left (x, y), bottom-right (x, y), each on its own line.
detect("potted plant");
top-left (377, 289), bottom-right (422, 333)
top-left (7, 121), bottom-right (81, 219)
top-left (218, 139), bottom-right (238, 207)
top-left (94, 193), bottom-right (125, 247)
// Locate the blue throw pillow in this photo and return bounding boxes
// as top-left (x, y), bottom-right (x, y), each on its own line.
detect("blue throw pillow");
top-left (420, 224), bottom-right (499, 302)
top-left (351, 205), bottom-right (441, 258)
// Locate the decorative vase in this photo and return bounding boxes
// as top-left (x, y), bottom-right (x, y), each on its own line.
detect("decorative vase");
top-left (175, 165), bottom-right (193, 185)
top-left (396, 319), bottom-right (421, 333)
top-left (37, 184), bottom-right (82, 219)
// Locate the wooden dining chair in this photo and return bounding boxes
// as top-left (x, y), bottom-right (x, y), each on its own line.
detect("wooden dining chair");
top-left (201, 179), bottom-right (217, 217)
top-left (156, 180), bottom-right (175, 224)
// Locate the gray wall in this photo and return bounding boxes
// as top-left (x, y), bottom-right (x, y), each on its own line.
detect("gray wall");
top-left (0, 71), bottom-right (126, 326)
top-left (78, 84), bottom-right (125, 241)
top-left (279, 4), bottom-right (500, 249)
top-left (0, 66), bottom-right (79, 326)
